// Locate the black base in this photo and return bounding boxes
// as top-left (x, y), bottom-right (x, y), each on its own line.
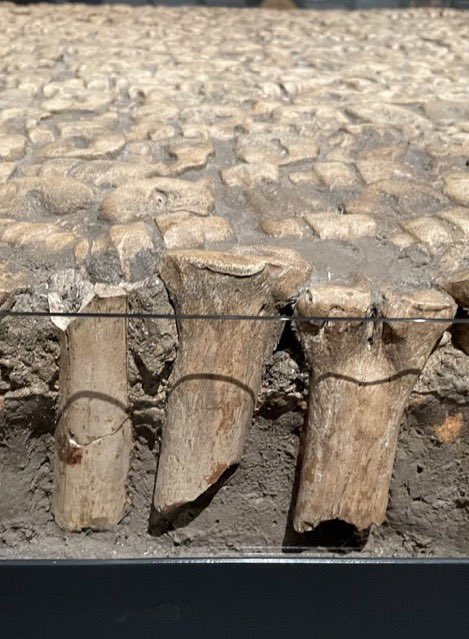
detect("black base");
top-left (1, 558), bottom-right (468, 638)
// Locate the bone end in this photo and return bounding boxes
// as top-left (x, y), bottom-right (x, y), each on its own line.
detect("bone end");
top-left (53, 289), bottom-right (131, 531)
top-left (293, 284), bottom-right (456, 533)
top-left (152, 246), bottom-right (311, 529)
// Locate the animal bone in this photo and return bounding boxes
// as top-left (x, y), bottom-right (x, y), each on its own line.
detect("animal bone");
top-left (152, 246), bottom-right (311, 530)
top-left (293, 284), bottom-right (455, 532)
top-left (52, 286), bottom-right (131, 531)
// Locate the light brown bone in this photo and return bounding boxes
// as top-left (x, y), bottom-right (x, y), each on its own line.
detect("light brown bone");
top-left (434, 241), bottom-right (469, 355)
top-left (442, 267), bottom-right (469, 355)
top-left (99, 177), bottom-right (214, 224)
top-left (152, 246), bottom-right (311, 530)
top-left (0, 177), bottom-right (95, 217)
top-left (293, 285), bottom-right (455, 532)
top-left (52, 286), bottom-right (131, 531)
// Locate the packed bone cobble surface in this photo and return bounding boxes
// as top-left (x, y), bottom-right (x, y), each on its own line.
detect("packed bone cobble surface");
top-left (0, 4), bottom-right (468, 557)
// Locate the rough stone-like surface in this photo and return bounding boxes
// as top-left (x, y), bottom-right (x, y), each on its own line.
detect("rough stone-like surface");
top-left (0, 5), bottom-right (468, 558)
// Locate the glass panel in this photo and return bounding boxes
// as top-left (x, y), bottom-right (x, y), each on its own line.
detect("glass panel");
top-left (0, 1), bottom-right (467, 560)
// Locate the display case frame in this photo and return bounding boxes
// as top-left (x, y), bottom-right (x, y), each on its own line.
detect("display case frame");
top-left (1, 557), bottom-right (468, 638)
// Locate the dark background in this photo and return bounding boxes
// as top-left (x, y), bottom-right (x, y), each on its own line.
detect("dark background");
top-left (1, 559), bottom-right (469, 639)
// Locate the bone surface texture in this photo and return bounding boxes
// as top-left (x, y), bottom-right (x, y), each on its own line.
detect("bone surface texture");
top-left (152, 247), bottom-right (311, 527)
top-left (293, 286), bottom-right (456, 532)
top-left (52, 287), bottom-right (131, 531)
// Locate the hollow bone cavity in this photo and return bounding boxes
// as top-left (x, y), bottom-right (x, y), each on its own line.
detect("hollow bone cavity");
top-left (435, 241), bottom-right (469, 355)
top-left (293, 285), bottom-right (456, 532)
top-left (52, 285), bottom-right (131, 531)
top-left (444, 269), bottom-right (469, 354)
top-left (152, 246), bottom-right (311, 529)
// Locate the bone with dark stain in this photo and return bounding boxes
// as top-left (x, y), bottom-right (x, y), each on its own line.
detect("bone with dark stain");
top-left (151, 246), bottom-right (311, 531)
top-left (293, 284), bottom-right (456, 532)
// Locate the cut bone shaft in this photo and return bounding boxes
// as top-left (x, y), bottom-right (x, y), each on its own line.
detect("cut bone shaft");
top-left (443, 268), bottom-right (469, 354)
top-left (294, 286), bottom-right (456, 532)
top-left (53, 288), bottom-right (131, 531)
top-left (152, 247), bottom-right (310, 527)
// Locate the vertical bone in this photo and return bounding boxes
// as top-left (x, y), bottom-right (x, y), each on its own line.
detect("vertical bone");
top-left (442, 268), bottom-right (469, 354)
top-left (294, 285), bottom-right (456, 532)
top-left (53, 286), bottom-right (131, 531)
top-left (152, 247), bottom-right (310, 527)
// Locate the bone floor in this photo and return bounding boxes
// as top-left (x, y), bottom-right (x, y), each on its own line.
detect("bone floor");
top-left (0, 5), bottom-right (467, 558)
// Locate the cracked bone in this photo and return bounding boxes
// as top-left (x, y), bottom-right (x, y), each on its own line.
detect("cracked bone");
top-left (293, 285), bottom-right (456, 532)
top-left (99, 177), bottom-right (214, 224)
top-left (160, 215), bottom-right (234, 249)
top-left (52, 285), bottom-right (131, 531)
top-left (304, 213), bottom-right (377, 241)
top-left (0, 221), bottom-right (75, 254)
top-left (0, 134), bottom-right (27, 161)
top-left (221, 162), bottom-right (279, 188)
top-left (261, 217), bottom-right (308, 239)
top-left (40, 133), bottom-right (126, 161)
top-left (313, 161), bottom-right (362, 190)
top-left (0, 162), bottom-right (16, 183)
top-left (156, 140), bottom-right (214, 176)
top-left (444, 174), bottom-right (469, 207)
top-left (72, 161), bottom-right (160, 188)
top-left (401, 216), bottom-right (459, 254)
top-left (438, 208), bottom-right (469, 235)
top-left (0, 176), bottom-right (95, 217)
top-left (152, 246), bottom-right (311, 528)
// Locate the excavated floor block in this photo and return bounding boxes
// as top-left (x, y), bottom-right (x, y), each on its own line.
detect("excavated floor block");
top-left (0, 4), bottom-right (468, 558)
